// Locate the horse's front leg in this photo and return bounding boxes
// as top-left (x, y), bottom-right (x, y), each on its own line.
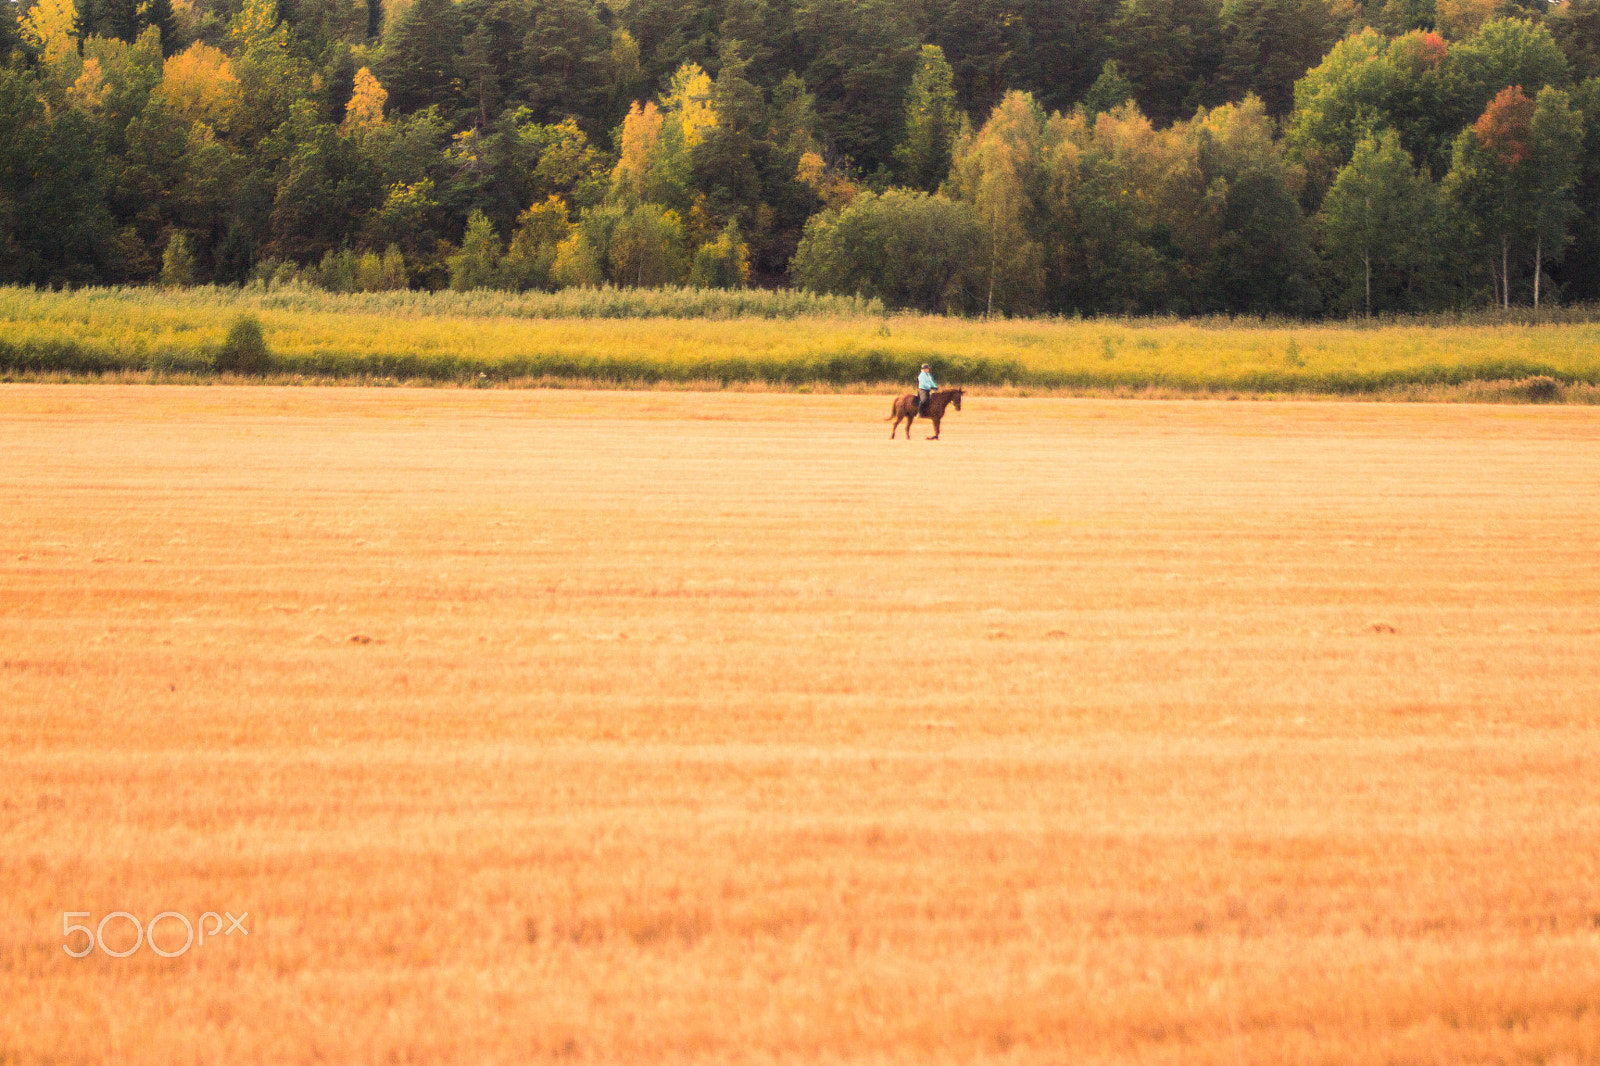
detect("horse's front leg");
top-left (928, 415), bottom-right (941, 440)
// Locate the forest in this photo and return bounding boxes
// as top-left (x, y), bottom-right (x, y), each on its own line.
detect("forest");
top-left (4, 0), bottom-right (1600, 316)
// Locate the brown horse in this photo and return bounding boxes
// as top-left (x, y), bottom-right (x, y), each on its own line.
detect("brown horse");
top-left (888, 387), bottom-right (963, 440)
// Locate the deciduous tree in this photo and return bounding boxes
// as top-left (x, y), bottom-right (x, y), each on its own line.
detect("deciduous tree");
top-left (1441, 84), bottom-right (1579, 307)
top-left (790, 189), bottom-right (985, 311)
top-left (1317, 129), bottom-right (1443, 313)
top-left (947, 90), bottom-right (1047, 315)
top-left (158, 41), bottom-right (241, 129)
top-left (341, 65), bottom-right (385, 133)
top-left (447, 207), bottom-right (501, 288)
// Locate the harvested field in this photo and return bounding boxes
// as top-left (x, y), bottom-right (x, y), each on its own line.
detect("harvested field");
top-left (2, 385), bottom-right (1599, 1064)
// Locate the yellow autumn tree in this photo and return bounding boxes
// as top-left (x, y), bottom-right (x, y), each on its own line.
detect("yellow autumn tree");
top-left (661, 63), bottom-right (716, 150)
top-left (610, 62), bottom-right (718, 209)
top-left (20, 0), bottom-right (79, 66)
top-left (157, 43), bottom-right (242, 129)
top-left (947, 90), bottom-right (1048, 315)
top-left (68, 59), bottom-right (110, 111)
top-left (229, 0), bottom-right (287, 52)
top-left (796, 151), bottom-right (859, 210)
top-left (342, 67), bottom-right (387, 135)
top-left (611, 100), bottom-right (667, 205)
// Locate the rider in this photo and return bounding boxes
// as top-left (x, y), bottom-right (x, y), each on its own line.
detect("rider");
top-left (917, 363), bottom-right (937, 414)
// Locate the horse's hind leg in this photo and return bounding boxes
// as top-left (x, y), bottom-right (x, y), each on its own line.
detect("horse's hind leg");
top-left (889, 415), bottom-right (901, 438)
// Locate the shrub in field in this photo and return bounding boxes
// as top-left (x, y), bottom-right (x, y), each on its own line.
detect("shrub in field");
top-left (216, 314), bottom-right (269, 374)
top-left (1522, 375), bottom-right (1562, 402)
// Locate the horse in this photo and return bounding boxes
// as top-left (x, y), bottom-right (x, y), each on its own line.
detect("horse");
top-left (888, 387), bottom-right (963, 440)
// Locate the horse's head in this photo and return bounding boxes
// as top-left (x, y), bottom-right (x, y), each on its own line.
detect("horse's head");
top-left (952, 388), bottom-right (962, 411)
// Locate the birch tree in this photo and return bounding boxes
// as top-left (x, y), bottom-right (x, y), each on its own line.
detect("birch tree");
top-left (1318, 130), bottom-right (1441, 314)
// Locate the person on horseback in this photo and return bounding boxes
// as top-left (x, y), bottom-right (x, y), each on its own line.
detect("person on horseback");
top-left (917, 363), bottom-right (937, 414)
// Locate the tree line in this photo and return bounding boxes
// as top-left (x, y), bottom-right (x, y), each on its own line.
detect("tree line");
top-left (4, 0), bottom-right (1600, 314)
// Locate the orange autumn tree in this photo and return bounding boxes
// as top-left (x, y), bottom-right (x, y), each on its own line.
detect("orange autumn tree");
top-left (342, 67), bottom-right (387, 136)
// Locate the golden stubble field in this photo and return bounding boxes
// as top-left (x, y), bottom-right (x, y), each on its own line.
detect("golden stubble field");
top-left (2, 385), bottom-right (1599, 1065)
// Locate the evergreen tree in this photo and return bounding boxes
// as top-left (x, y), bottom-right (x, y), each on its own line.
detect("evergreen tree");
top-left (919, 0), bottom-right (1027, 118)
top-left (894, 45), bottom-right (959, 192)
top-left (517, 0), bottom-right (613, 131)
top-left (792, 0), bottom-right (919, 173)
top-left (1111, 0), bottom-right (1225, 126)
top-left (75, 0), bottom-right (178, 51)
top-left (689, 48), bottom-right (766, 224)
top-left (0, 67), bottom-right (117, 284)
top-left (1010, 0), bottom-right (1124, 114)
top-left (1082, 60), bottom-right (1135, 114)
top-left (376, 0), bottom-right (464, 116)
top-left (1549, 0), bottom-right (1600, 83)
top-left (1, 0), bottom-right (22, 62)
top-left (1216, 0), bottom-right (1341, 118)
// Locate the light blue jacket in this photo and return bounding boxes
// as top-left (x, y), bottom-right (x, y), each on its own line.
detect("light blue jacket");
top-left (918, 369), bottom-right (937, 391)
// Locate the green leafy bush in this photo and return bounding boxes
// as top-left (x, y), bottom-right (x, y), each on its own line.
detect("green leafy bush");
top-left (216, 314), bottom-right (270, 375)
